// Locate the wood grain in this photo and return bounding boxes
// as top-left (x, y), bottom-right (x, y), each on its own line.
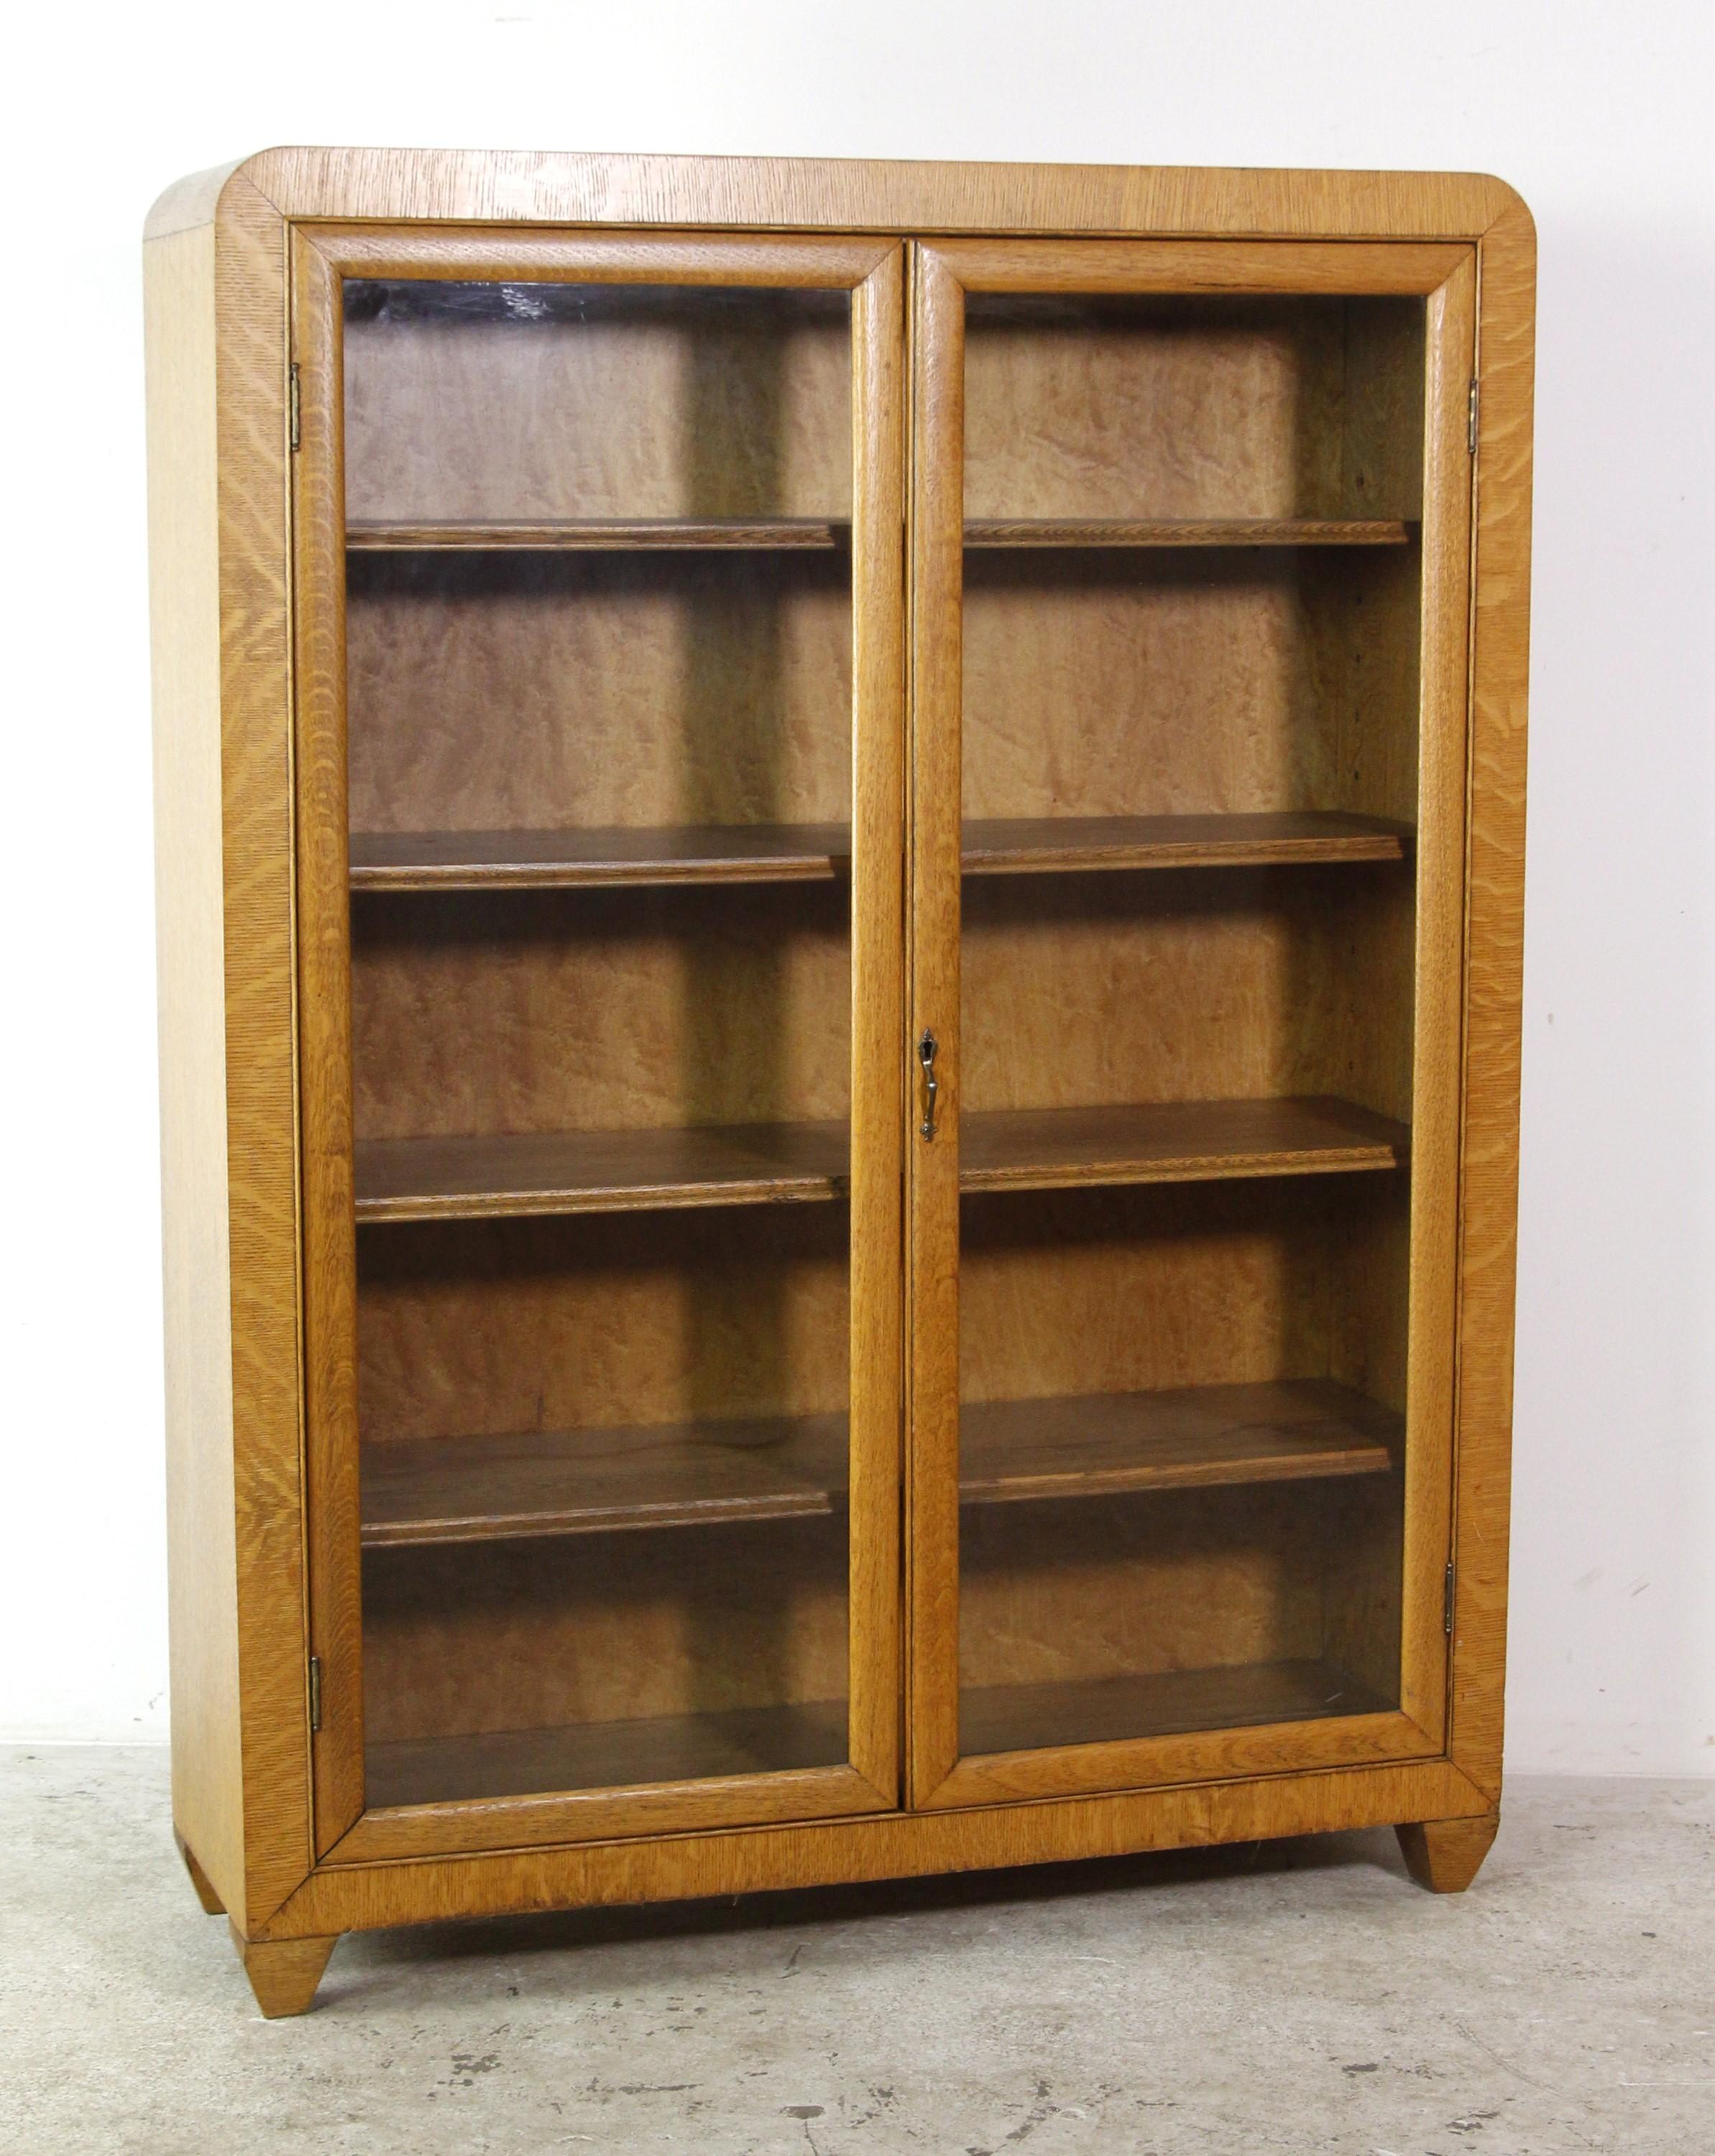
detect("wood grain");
top-left (965, 518), bottom-right (1411, 547)
top-left (165, 152), bottom-right (1522, 247)
top-left (1396, 1810), bottom-right (1499, 1892)
top-left (368, 1698), bottom-right (849, 1809)
top-left (962, 1658), bottom-right (1391, 1756)
top-left (211, 178), bottom-right (319, 1925)
top-left (905, 243), bottom-right (971, 1804)
top-left (146, 209), bottom-right (247, 1927)
top-left (961, 1095), bottom-right (1407, 1192)
top-left (958, 1379), bottom-right (1397, 1501)
top-left (144, 155), bottom-right (1529, 1976)
top-left (347, 880), bottom-right (851, 1141)
top-left (1389, 252), bottom-right (1476, 1747)
top-left (357, 1378), bottom-right (1396, 1547)
top-left (348, 823), bottom-right (851, 890)
top-left (844, 243), bottom-right (909, 1804)
top-left (349, 1096), bottom-right (1404, 1222)
top-left (962, 550), bottom-right (1421, 824)
top-left (333, 1763), bottom-right (884, 1867)
top-left (231, 1930), bottom-right (339, 2019)
top-left (345, 549), bottom-right (850, 837)
top-left (346, 811), bottom-right (1412, 891)
top-left (290, 1755), bottom-right (1493, 1932)
top-left (347, 517), bottom-right (846, 550)
top-left (347, 515), bottom-right (1411, 551)
top-left (355, 1207), bottom-right (850, 1447)
top-left (341, 275), bottom-right (851, 525)
top-left (358, 1514), bottom-right (847, 1765)
top-left (1449, 196), bottom-right (1535, 1802)
top-left (353, 1120), bottom-right (850, 1220)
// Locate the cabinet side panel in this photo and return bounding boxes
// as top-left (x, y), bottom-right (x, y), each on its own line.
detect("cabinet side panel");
top-left (1450, 203), bottom-right (1535, 1800)
top-left (147, 218), bottom-right (244, 1917)
top-left (216, 177), bottom-right (316, 1923)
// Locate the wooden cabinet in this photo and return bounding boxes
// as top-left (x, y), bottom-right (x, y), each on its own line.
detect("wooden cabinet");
top-left (145, 152), bottom-right (1534, 2016)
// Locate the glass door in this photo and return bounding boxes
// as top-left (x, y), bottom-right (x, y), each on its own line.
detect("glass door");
top-left (290, 230), bottom-right (904, 1857)
top-left (906, 239), bottom-right (1476, 1807)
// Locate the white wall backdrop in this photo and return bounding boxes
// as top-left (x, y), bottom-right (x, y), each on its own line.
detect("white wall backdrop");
top-left (1, 0), bottom-right (1709, 1772)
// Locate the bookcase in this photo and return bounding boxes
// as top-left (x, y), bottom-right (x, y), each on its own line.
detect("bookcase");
top-left (144, 152), bottom-right (1533, 2017)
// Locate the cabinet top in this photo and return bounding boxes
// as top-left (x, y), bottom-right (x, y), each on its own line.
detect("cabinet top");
top-left (145, 149), bottom-right (1531, 247)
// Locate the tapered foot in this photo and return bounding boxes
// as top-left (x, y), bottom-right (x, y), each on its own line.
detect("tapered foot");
top-left (1397, 1811), bottom-right (1499, 1893)
top-left (230, 1924), bottom-right (339, 2017)
top-left (175, 1831), bottom-right (226, 1915)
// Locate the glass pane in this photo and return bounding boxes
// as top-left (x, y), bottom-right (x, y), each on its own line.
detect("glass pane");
top-left (342, 277), bottom-right (855, 1807)
top-left (957, 292), bottom-right (1423, 1756)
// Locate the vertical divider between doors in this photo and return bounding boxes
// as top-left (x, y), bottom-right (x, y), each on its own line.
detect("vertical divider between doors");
top-left (905, 247), bottom-right (967, 1804)
top-left (1399, 254), bottom-right (1478, 1744)
top-left (847, 245), bottom-right (908, 1805)
top-left (288, 230), bottom-right (366, 1856)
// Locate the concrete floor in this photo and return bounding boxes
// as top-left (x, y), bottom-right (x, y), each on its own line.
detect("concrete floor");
top-left (1, 1749), bottom-right (1710, 2155)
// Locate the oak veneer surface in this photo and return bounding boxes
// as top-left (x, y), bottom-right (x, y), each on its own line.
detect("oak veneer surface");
top-left (348, 880), bottom-right (851, 1143)
top-left (368, 1699), bottom-right (850, 1809)
top-left (958, 1473), bottom-right (1401, 1728)
top-left (144, 158), bottom-right (1527, 1973)
top-left (348, 811), bottom-right (1410, 890)
top-left (342, 279), bottom-right (852, 526)
top-left (347, 517), bottom-right (847, 550)
top-left (959, 1179), bottom-right (1409, 1442)
top-left (960, 865), bottom-right (1416, 1137)
top-left (964, 519), bottom-right (1412, 547)
top-left (346, 515), bottom-right (1410, 550)
top-left (146, 217), bottom-right (248, 1924)
top-left (963, 295), bottom-right (1423, 525)
top-left (354, 1121), bottom-right (850, 1220)
top-left (961, 550), bottom-right (1422, 826)
top-left (961, 1660), bottom-right (1393, 1757)
top-left (345, 550), bottom-right (850, 837)
top-left (356, 1206), bottom-right (851, 1447)
top-left (351, 1096), bottom-right (1404, 1220)
top-left (349, 823), bottom-right (851, 890)
top-left (960, 1097), bottom-right (1407, 1192)
top-left (961, 811), bottom-right (1411, 872)
top-left (357, 1378), bottom-right (1397, 1547)
top-left (367, 1657), bottom-right (1391, 1810)
top-left (360, 1513), bottom-right (849, 1739)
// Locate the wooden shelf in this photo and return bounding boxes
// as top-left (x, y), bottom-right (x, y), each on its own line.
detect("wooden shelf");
top-left (366, 1655), bottom-right (1391, 1807)
top-left (353, 1122), bottom-right (848, 1223)
top-left (346, 517), bottom-right (847, 551)
top-left (963, 517), bottom-right (1415, 548)
top-left (960, 1096), bottom-right (1409, 1195)
top-left (349, 822), bottom-right (851, 892)
top-left (347, 811), bottom-right (1411, 892)
top-left (359, 1381), bottom-right (1398, 1548)
top-left (345, 516), bottom-right (1413, 554)
top-left (362, 1412), bottom-right (850, 1545)
top-left (960, 1659), bottom-right (1393, 1759)
top-left (366, 1699), bottom-right (850, 1809)
top-left (960, 811), bottom-right (1412, 875)
top-left (352, 1097), bottom-right (1404, 1222)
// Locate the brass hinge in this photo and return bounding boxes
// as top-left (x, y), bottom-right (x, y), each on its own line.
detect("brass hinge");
top-left (1467, 377), bottom-right (1479, 456)
top-left (1443, 1562), bottom-right (1456, 1636)
top-left (289, 364), bottom-right (302, 453)
top-left (307, 1654), bottom-right (323, 1733)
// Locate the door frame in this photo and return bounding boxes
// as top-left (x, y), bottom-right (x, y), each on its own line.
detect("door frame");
top-left (288, 225), bottom-right (907, 1862)
top-left (904, 235), bottom-right (1479, 1809)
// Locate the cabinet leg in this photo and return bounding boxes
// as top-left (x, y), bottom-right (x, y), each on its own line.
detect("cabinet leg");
top-left (175, 1831), bottom-right (225, 1916)
top-left (229, 1924), bottom-right (339, 2017)
top-left (1396, 1811), bottom-right (1499, 1893)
